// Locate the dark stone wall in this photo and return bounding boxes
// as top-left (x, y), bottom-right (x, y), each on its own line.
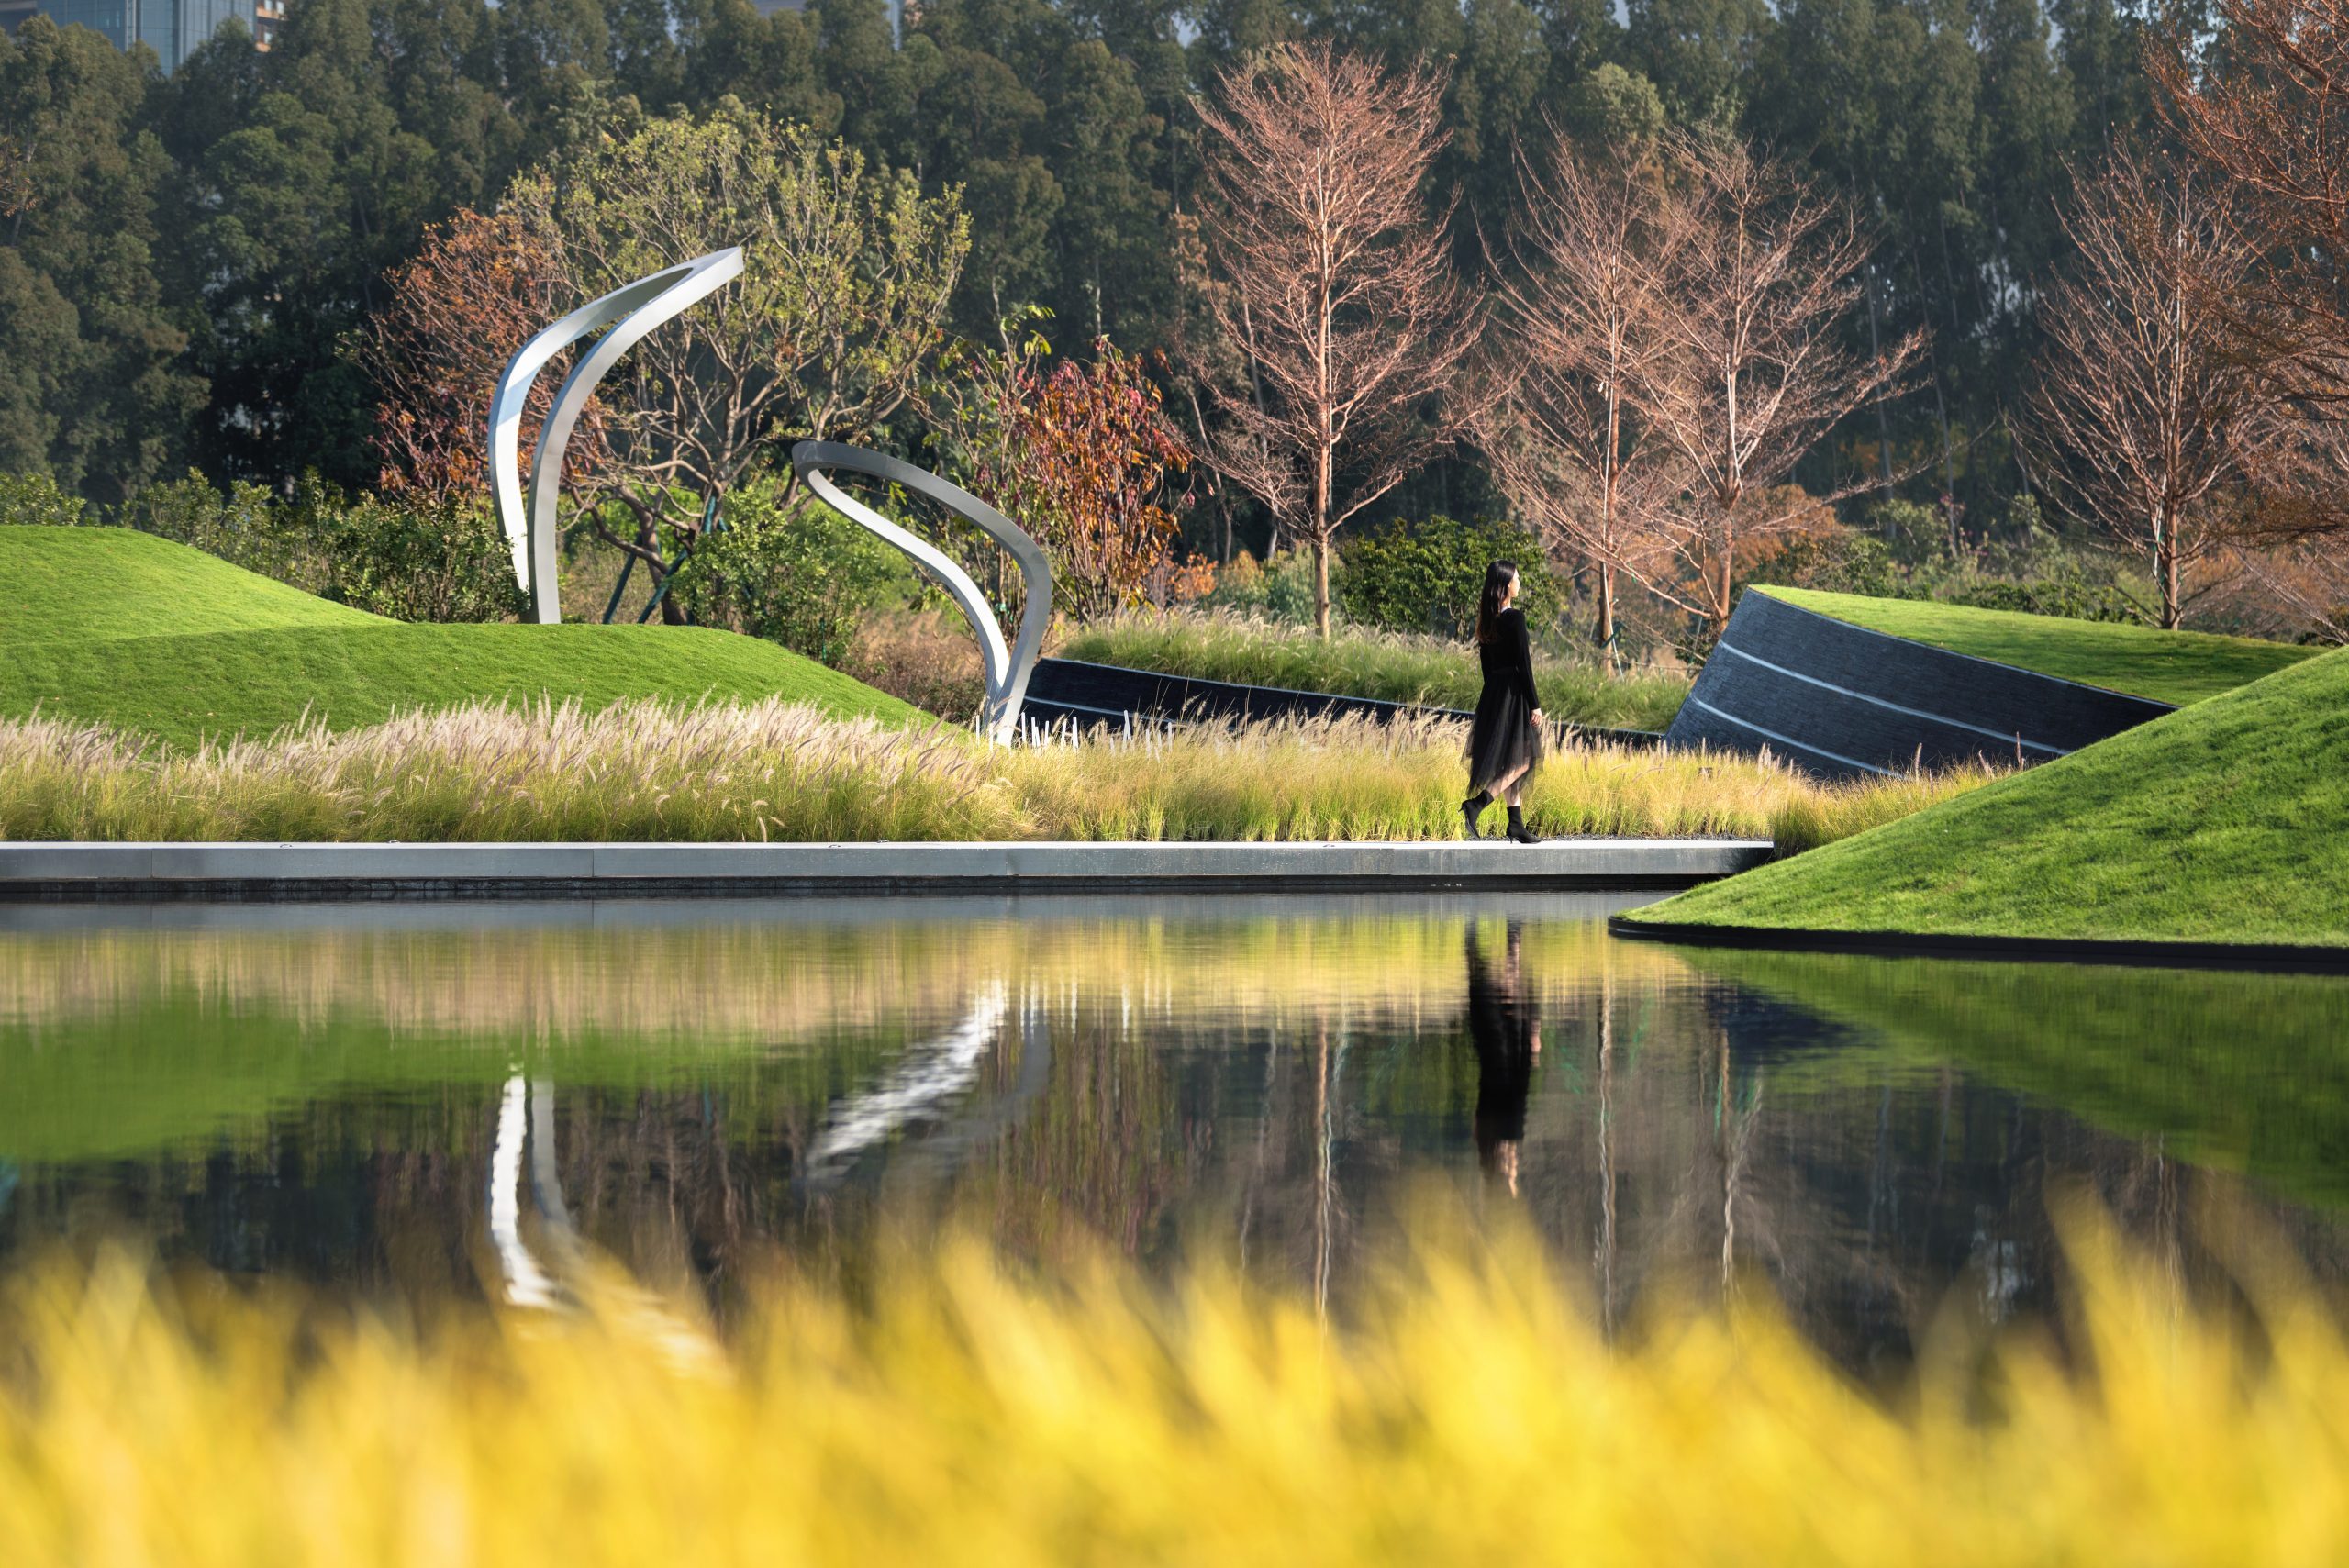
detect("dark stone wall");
top-left (1023, 658), bottom-right (1664, 746)
top-left (1661, 592), bottom-right (2173, 781)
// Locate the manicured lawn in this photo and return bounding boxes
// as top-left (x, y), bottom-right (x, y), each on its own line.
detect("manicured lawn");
top-left (1, 622), bottom-right (922, 748)
top-left (1760, 586), bottom-right (2315, 705)
top-left (1631, 643), bottom-right (2349, 946)
top-left (3, 525), bottom-right (387, 641)
top-left (0, 523), bottom-right (920, 745)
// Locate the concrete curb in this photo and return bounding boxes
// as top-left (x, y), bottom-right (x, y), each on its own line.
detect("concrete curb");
top-left (1, 839), bottom-right (1774, 902)
top-left (1608, 912), bottom-right (2349, 975)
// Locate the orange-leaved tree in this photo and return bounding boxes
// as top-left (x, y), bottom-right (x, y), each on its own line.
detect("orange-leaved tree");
top-left (362, 206), bottom-right (606, 507)
top-left (930, 320), bottom-right (1191, 622)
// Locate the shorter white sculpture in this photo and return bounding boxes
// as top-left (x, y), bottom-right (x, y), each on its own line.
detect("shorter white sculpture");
top-left (489, 248), bottom-right (746, 624)
top-left (793, 440), bottom-right (1052, 743)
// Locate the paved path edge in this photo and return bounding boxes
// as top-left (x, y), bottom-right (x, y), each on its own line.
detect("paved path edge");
top-left (2, 839), bottom-right (1774, 902)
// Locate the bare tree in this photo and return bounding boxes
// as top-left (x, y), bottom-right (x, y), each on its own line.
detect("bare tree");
top-left (1190, 43), bottom-right (1482, 637)
top-left (1631, 134), bottom-right (1922, 640)
top-left (2152, 0), bottom-right (2349, 411)
top-left (2019, 148), bottom-right (2275, 629)
top-left (1480, 131), bottom-right (1681, 664)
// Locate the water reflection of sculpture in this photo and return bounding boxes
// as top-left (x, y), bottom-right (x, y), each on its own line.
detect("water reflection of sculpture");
top-left (484, 988), bottom-right (1049, 1308)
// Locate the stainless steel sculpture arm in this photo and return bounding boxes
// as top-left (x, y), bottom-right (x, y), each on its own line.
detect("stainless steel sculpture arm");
top-left (792, 440), bottom-right (1052, 742)
top-left (488, 248), bottom-right (746, 624)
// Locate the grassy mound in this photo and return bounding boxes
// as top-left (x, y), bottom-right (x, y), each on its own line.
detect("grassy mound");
top-left (1, 624), bottom-right (922, 748)
top-left (1760, 586), bottom-right (2313, 706)
top-left (1, 525), bottom-right (384, 641)
top-left (1632, 644), bottom-right (2349, 947)
top-left (1, 522), bottom-right (921, 745)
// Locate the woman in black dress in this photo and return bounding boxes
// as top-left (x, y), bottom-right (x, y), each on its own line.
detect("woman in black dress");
top-left (1462, 560), bottom-right (1544, 844)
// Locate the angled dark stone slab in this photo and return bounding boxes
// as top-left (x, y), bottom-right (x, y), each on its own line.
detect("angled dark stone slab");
top-left (1662, 591), bottom-right (2174, 780)
top-left (1026, 658), bottom-right (1664, 748)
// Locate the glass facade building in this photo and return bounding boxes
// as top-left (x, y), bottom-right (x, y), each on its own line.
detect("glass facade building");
top-left (10, 0), bottom-right (267, 69)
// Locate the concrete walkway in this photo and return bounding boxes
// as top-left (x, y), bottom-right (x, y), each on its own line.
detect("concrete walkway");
top-left (0, 839), bottom-right (1771, 900)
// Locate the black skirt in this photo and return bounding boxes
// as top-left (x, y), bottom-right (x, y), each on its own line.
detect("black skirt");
top-left (1465, 683), bottom-right (1543, 795)
top-left (1466, 607), bottom-right (1544, 795)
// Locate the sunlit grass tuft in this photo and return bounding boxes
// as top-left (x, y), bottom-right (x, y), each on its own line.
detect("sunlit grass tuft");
top-left (1060, 607), bottom-right (1691, 732)
top-left (0, 700), bottom-right (1997, 846)
top-left (3, 1212), bottom-right (2343, 1565)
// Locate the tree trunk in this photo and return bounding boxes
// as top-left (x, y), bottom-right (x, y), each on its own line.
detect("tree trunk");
top-left (2159, 511), bottom-right (2181, 629)
top-left (1714, 544), bottom-right (1734, 642)
top-left (1596, 562), bottom-right (1617, 668)
top-left (1312, 536), bottom-right (1333, 638)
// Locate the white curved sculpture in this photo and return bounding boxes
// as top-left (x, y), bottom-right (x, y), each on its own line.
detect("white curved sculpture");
top-left (489, 248), bottom-right (746, 624)
top-left (793, 439), bottom-right (1052, 742)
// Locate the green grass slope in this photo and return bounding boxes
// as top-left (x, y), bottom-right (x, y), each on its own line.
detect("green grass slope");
top-left (1637, 644), bottom-right (2349, 947)
top-left (2, 623), bottom-right (922, 748)
top-left (1761, 585), bottom-right (2314, 705)
top-left (1, 525), bottom-right (384, 641)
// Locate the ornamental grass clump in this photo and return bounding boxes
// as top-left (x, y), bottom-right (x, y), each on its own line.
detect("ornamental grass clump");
top-left (0, 701), bottom-right (1997, 846)
top-left (3, 1211), bottom-right (2344, 1565)
top-left (1061, 608), bottom-right (1690, 732)
top-left (0, 699), bottom-right (1028, 843)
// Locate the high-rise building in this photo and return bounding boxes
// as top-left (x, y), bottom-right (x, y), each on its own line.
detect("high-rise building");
top-left (3, 0), bottom-right (277, 69)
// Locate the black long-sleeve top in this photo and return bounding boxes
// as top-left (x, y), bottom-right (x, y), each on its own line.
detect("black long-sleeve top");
top-left (1478, 607), bottom-right (1541, 712)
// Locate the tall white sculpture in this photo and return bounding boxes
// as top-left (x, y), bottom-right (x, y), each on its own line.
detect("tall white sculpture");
top-left (793, 440), bottom-right (1052, 744)
top-left (489, 248), bottom-right (745, 624)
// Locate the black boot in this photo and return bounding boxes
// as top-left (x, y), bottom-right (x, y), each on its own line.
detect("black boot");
top-left (1460, 790), bottom-right (1492, 839)
top-left (1506, 806), bottom-right (1542, 845)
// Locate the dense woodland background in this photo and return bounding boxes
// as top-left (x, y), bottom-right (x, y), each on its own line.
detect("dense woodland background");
top-left (2, 0), bottom-right (2338, 653)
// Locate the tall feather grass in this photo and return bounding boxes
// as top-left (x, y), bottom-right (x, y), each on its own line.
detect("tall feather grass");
top-left (0, 700), bottom-right (1993, 846)
top-left (1060, 608), bottom-right (1691, 732)
top-left (2, 1208), bottom-right (2340, 1565)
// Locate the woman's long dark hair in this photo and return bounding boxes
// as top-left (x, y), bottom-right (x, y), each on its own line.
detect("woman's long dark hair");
top-left (1475, 561), bottom-right (1520, 647)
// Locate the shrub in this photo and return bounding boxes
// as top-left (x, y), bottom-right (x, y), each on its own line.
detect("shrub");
top-left (1340, 515), bottom-right (1561, 637)
top-left (668, 480), bottom-right (910, 665)
top-left (122, 473), bottom-right (525, 623)
top-left (0, 471), bottom-right (86, 527)
top-left (121, 472), bottom-right (298, 580)
top-left (1201, 548), bottom-right (1327, 626)
top-left (301, 486), bottom-right (527, 624)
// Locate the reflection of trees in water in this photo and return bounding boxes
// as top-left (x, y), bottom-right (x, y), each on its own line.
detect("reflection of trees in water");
top-left (11, 914), bottom-right (2349, 1376)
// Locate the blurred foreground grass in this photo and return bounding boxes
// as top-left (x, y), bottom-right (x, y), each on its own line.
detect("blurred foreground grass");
top-left (4, 1210), bottom-right (2343, 1565)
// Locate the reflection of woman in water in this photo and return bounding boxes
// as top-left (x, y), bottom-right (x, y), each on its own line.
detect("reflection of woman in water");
top-left (1464, 921), bottom-right (1541, 1193)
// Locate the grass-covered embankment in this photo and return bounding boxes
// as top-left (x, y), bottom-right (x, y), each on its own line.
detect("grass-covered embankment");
top-left (1, 525), bottom-right (920, 743)
top-left (0, 525), bottom-right (385, 640)
top-left (1060, 609), bottom-right (1689, 732)
top-left (1632, 645), bottom-right (2349, 947)
top-left (1761, 586), bottom-right (2314, 705)
top-left (6, 1217), bottom-right (2343, 1565)
top-left (0, 701), bottom-right (1989, 843)
top-left (2, 622), bottom-right (922, 747)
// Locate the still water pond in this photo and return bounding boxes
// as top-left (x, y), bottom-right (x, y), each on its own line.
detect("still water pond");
top-left (5, 893), bottom-right (2347, 1370)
